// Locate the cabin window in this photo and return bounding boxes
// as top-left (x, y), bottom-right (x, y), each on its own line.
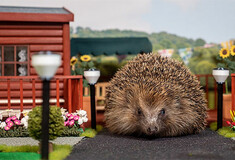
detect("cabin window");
top-left (0, 45), bottom-right (29, 76)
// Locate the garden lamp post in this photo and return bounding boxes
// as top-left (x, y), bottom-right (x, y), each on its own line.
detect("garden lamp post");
top-left (212, 68), bottom-right (229, 130)
top-left (84, 69), bottom-right (100, 130)
top-left (32, 51), bottom-right (61, 160)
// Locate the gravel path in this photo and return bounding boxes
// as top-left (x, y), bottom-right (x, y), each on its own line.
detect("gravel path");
top-left (0, 137), bottom-right (84, 146)
top-left (66, 129), bottom-right (235, 160)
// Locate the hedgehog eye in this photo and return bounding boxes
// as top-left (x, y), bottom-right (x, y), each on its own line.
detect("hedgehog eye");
top-left (160, 109), bottom-right (165, 115)
top-left (137, 108), bottom-right (142, 115)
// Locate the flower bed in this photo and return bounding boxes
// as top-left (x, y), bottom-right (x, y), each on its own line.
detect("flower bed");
top-left (0, 107), bottom-right (88, 138)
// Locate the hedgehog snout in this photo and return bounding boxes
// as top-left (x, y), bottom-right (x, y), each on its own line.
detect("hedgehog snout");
top-left (145, 117), bottom-right (159, 135)
top-left (147, 126), bottom-right (158, 134)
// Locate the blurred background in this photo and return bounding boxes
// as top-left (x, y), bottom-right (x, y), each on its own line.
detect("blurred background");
top-left (1, 0), bottom-right (235, 111)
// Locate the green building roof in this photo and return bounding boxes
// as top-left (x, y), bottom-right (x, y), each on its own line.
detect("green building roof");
top-left (71, 37), bottom-right (152, 56)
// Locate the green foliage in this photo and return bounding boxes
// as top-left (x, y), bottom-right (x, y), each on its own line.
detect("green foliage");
top-left (71, 26), bottom-right (206, 51)
top-left (28, 106), bottom-right (64, 141)
top-left (96, 62), bottom-right (120, 78)
top-left (217, 54), bottom-right (235, 74)
top-left (194, 38), bottom-right (206, 47)
top-left (210, 122), bottom-right (235, 138)
top-left (195, 60), bottom-right (216, 74)
top-left (79, 125), bottom-right (103, 138)
top-left (80, 128), bottom-right (97, 138)
top-left (217, 127), bottom-right (235, 138)
top-left (62, 125), bottom-right (84, 137)
top-left (0, 126), bottom-right (29, 137)
top-left (188, 47), bottom-right (219, 74)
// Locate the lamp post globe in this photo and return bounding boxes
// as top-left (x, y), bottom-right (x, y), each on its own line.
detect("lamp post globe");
top-left (212, 68), bottom-right (229, 130)
top-left (84, 69), bottom-right (100, 130)
top-left (32, 51), bottom-right (61, 160)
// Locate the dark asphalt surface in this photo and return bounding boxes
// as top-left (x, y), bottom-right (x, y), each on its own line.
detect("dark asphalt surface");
top-left (66, 129), bottom-right (235, 160)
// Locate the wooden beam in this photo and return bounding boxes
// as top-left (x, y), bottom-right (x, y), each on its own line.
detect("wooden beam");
top-left (0, 29), bottom-right (63, 37)
top-left (0, 37), bottom-right (63, 44)
top-left (63, 23), bottom-right (71, 76)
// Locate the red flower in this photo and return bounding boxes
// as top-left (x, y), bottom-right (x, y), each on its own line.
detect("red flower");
top-left (226, 121), bottom-right (231, 125)
top-left (232, 122), bottom-right (235, 126)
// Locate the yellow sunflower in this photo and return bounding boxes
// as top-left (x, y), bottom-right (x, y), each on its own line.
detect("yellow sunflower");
top-left (70, 56), bottom-right (78, 66)
top-left (219, 48), bottom-right (230, 59)
top-left (230, 45), bottom-right (235, 56)
top-left (80, 55), bottom-right (91, 62)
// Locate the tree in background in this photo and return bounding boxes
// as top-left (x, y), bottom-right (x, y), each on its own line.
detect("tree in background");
top-left (188, 47), bottom-right (219, 74)
top-left (194, 38), bottom-right (206, 47)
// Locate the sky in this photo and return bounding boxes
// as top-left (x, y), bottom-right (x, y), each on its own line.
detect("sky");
top-left (1, 0), bottom-right (235, 43)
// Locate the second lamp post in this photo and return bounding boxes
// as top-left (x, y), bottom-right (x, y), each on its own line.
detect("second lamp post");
top-left (84, 69), bottom-right (100, 130)
top-left (212, 67), bottom-right (229, 130)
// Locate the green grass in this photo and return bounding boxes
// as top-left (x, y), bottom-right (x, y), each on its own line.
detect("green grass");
top-left (0, 144), bottom-right (72, 160)
top-left (209, 122), bottom-right (235, 138)
top-left (0, 152), bottom-right (40, 160)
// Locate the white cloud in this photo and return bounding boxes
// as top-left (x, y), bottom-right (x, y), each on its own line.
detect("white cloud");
top-left (165, 0), bottom-right (201, 11)
top-left (1, 0), bottom-right (153, 32)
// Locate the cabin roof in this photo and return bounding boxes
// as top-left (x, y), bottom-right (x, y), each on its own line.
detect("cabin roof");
top-left (0, 6), bottom-right (73, 22)
top-left (0, 6), bottom-right (70, 14)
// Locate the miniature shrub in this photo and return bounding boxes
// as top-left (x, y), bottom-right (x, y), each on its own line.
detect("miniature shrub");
top-left (0, 126), bottom-right (29, 137)
top-left (62, 125), bottom-right (84, 137)
top-left (80, 128), bottom-right (97, 138)
top-left (28, 106), bottom-right (64, 141)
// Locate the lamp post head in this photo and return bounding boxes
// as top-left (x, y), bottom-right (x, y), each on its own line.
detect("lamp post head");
top-left (32, 51), bottom-right (61, 80)
top-left (84, 69), bottom-right (100, 85)
top-left (212, 68), bottom-right (229, 84)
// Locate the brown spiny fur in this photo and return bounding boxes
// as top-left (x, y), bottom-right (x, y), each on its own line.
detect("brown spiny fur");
top-left (104, 53), bottom-right (207, 137)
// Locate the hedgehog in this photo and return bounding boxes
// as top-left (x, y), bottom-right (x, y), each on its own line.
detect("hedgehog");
top-left (104, 53), bottom-right (207, 137)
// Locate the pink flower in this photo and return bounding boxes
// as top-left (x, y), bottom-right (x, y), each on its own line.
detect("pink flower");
top-left (14, 120), bottom-right (21, 125)
top-left (7, 121), bottom-right (14, 127)
top-left (74, 115), bottom-right (79, 121)
top-left (6, 117), bottom-right (11, 123)
top-left (64, 120), bottom-right (69, 126)
top-left (69, 120), bottom-right (75, 127)
top-left (4, 126), bottom-right (10, 131)
top-left (11, 116), bottom-right (17, 121)
top-left (68, 115), bottom-right (74, 120)
top-left (66, 113), bottom-right (71, 118)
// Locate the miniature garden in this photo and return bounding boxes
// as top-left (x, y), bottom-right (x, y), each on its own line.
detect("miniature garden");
top-left (0, 47), bottom-right (235, 160)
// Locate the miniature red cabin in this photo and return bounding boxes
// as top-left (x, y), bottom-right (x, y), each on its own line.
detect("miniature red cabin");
top-left (0, 6), bottom-right (83, 112)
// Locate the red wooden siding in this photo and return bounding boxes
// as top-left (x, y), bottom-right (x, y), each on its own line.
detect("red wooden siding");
top-left (0, 22), bottom-right (72, 110)
top-left (0, 22), bottom-right (68, 76)
top-left (0, 76), bottom-right (83, 113)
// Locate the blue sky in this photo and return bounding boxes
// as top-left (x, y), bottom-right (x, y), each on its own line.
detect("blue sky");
top-left (1, 0), bottom-right (235, 43)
